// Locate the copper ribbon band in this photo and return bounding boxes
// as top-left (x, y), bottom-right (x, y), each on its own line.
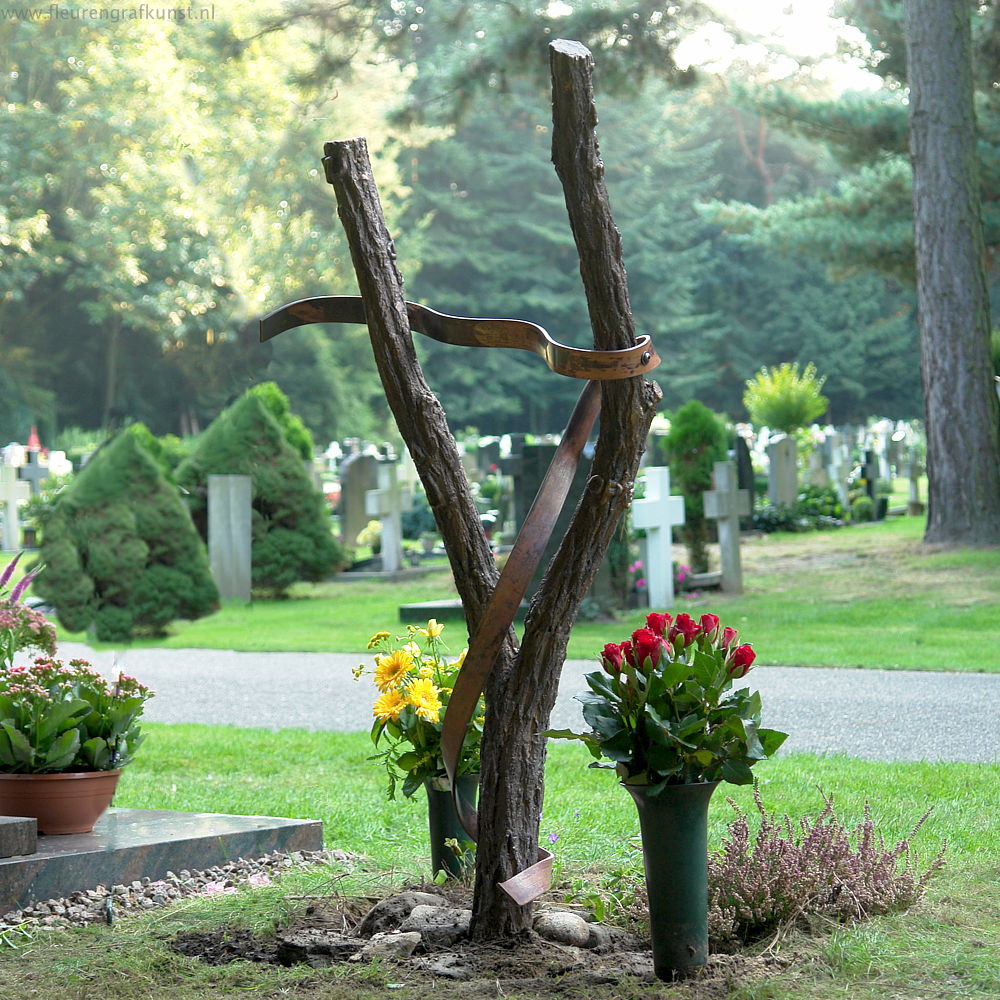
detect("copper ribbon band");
top-left (259, 295), bottom-right (659, 905)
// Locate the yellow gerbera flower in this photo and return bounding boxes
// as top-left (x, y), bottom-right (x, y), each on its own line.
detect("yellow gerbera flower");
top-left (374, 649), bottom-right (414, 691)
top-left (406, 677), bottom-right (442, 723)
top-left (372, 688), bottom-right (406, 723)
top-left (417, 618), bottom-right (445, 639)
top-left (452, 647), bottom-right (468, 669)
top-left (367, 631), bottom-right (391, 649)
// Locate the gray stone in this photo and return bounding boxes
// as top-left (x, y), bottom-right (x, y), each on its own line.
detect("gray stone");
top-left (275, 929), bottom-right (364, 967)
top-left (207, 474), bottom-right (252, 603)
top-left (585, 922), bottom-right (643, 953)
top-left (357, 891), bottom-right (449, 937)
top-left (399, 904), bottom-right (471, 947)
top-left (414, 952), bottom-right (474, 980)
top-left (532, 909), bottom-right (591, 947)
top-left (0, 816), bottom-right (37, 859)
top-left (351, 930), bottom-right (422, 961)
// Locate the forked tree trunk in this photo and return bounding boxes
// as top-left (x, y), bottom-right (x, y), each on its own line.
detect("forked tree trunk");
top-left (904, 0), bottom-right (1000, 545)
top-left (325, 39), bottom-right (660, 940)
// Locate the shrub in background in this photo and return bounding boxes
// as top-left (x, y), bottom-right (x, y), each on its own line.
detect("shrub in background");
top-left (660, 400), bottom-right (727, 573)
top-left (248, 381), bottom-right (314, 462)
top-left (34, 430), bottom-right (218, 641)
top-left (752, 485), bottom-right (845, 533)
top-left (175, 390), bottom-right (347, 596)
top-left (743, 362), bottom-right (828, 434)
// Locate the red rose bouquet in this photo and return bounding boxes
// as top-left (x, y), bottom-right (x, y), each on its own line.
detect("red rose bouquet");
top-left (550, 612), bottom-right (787, 788)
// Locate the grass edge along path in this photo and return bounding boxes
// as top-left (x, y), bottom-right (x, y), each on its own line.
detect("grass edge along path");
top-left (1, 726), bottom-right (997, 1000)
top-left (46, 517), bottom-right (1000, 672)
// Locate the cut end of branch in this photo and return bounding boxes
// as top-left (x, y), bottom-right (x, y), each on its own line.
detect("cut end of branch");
top-left (322, 138), bottom-right (367, 184)
top-left (549, 38), bottom-right (592, 62)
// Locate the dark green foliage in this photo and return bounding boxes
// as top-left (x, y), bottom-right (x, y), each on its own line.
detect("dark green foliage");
top-left (661, 402), bottom-right (728, 572)
top-left (401, 492), bottom-right (437, 540)
top-left (852, 495), bottom-right (876, 522)
top-left (247, 382), bottom-right (314, 461)
top-left (752, 486), bottom-right (845, 534)
top-left (175, 391), bottom-right (348, 596)
top-left (33, 432), bottom-right (218, 642)
top-left (125, 423), bottom-right (188, 478)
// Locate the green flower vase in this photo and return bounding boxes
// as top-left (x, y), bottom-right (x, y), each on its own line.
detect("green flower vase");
top-left (626, 780), bottom-right (719, 980)
top-left (424, 774), bottom-right (478, 879)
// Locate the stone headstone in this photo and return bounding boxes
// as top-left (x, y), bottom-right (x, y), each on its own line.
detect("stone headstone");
top-left (807, 449), bottom-right (828, 488)
top-left (339, 451), bottom-right (379, 546)
top-left (0, 466), bottom-right (31, 551)
top-left (17, 452), bottom-right (49, 496)
top-left (365, 460), bottom-right (411, 573)
top-left (704, 461), bottom-right (750, 594)
top-left (766, 436), bottom-right (798, 508)
top-left (630, 467), bottom-right (685, 609)
top-left (861, 450), bottom-right (879, 500)
top-left (734, 435), bottom-right (755, 516)
top-left (906, 446), bottom-right (925, 515)
top-left (208, 475), bottom-right (252, 603)
top-left (0, 816), bottom-right (37, 859)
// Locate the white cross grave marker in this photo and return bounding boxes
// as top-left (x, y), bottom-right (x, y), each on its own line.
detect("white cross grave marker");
top-left (631, 467), bottom-right (685, 609)
top-left (704, 460), bottom-right (750, 594)
top-left (0, 466), bottom-right (31, 551)
top-left (365, 461), bottom-right (411, 574)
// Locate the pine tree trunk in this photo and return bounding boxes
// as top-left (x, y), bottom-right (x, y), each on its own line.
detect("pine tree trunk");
top-left (904, 0), bottom-right (1000, 545)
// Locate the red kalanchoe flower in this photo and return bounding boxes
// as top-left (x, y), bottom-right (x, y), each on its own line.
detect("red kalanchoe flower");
top-left (729, 644), bottom-right (756, 678)
top-left (720, 625), bottom-right (739, 649)
top-left (668, 613), bottom-right (701, 648)
top-left (698, 613), bottom-right (720, 641)
top-left (644, 611), bottom-right (672, 637)
top-left (600, 642), bottom-right (625, 674)
top-left (630, 628), bottom-right (665, 671)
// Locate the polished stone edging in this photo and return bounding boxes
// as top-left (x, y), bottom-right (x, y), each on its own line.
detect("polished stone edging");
top-left (0, 807), bottom-right (323, 914)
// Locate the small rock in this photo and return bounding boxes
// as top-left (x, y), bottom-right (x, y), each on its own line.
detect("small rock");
top-left (399, 905), bottom-right (471, 947)
top-left (276, 929), bottom-right (364, 967)
top-left (415, 952), bottom-right (473, 981)
top-left (533, 910), bottom-right (591, 947)
top-left (357, 892), bottom-right (449, 937)
top-left (585, 922), bottom-right (643, 953)
top-left (351, 931), bottom-right (422, 961)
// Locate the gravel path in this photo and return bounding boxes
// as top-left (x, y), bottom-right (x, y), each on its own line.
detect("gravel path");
top-left (59, 643), bottom-right (998, 764)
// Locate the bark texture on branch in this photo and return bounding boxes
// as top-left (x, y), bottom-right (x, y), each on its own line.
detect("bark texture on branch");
top-left (903, 0), bottom-right (1000, 546)
top-left (322, 139), bottom-right (513, 639)
top-left (468, 39), bottom-right (662, 938)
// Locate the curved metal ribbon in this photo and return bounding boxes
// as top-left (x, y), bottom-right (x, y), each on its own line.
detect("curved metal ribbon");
top-left (259, 294), bottom-right (659, 905)
top-left (260, 295), bottom-right (660, 381)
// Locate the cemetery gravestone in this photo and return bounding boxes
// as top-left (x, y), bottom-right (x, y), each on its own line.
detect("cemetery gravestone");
top-left (18, 452), bottom-right (49, 496)
top-left (365, 460), bottom-right (410, 574)
top-left (0, 466), bottom-right (31, 551)
top-left (339, 451), bottom-right (380, 546)
top-left (207, 475), bottom-right (252, 603)
top-left (704, 460), bottom-right (750, 594)
top-left (907, 447), bottom-right (925, 515)
top-left (767, 436), bottom-right (798, 508)
top-left (630, 467), bottom-right (685, 609)
top-left (734, 435), bottom-right (755, 518)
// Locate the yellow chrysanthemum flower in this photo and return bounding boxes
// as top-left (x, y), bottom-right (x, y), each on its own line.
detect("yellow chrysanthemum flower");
top-left (372, 688), bottom-right (406, 722)
top-left (406, 677), bottom-right (442, 723)
top-left (374, 649), bottom-right (414, 692)
top-left (418, 664), bottom-right (435, 680)
top-left (367, 631), bottom-right (391, 650)
top-left (417, 618), bottom-right (444, 639)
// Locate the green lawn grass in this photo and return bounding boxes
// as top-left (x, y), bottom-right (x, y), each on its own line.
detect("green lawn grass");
top-left (2, 723), bottom-right (997, 1000)
top-left (42, 515), bottom-right (1000, 671)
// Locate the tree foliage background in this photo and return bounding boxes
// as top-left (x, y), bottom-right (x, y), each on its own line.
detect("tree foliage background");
top-left (1, 0), bottom-right (986, 445)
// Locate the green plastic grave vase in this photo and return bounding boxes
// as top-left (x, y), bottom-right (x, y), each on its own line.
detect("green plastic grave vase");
top-left (424, 774), bottom-right (478, 879)
top-left (626, 780), bottom-right (719, 980)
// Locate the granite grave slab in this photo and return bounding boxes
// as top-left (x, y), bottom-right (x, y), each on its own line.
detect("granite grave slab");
top-left (0, 807), bottom-right (322, 914)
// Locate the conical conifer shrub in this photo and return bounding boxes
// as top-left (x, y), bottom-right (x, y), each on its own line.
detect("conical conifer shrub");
top-left (34, 428), bottom-right (218, 641)
top-left (175, 390), bottom-right (346, 595)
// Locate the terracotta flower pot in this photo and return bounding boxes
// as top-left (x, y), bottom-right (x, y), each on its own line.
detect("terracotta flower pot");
top-left (0, 769), bottom-right (121, 835)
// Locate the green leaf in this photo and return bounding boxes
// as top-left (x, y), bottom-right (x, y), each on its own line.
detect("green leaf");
top-left (395, 751), bottom-right (422, 772)
top-left (401, 771), bottom-right (423, 798)
top-left (741, 719), bottom-right (767, 760)
top-left (0, 722), bottom-right (34, 765)
top-left (655, 660), bottom-right (691, 689)
top-left (758, 728), bottom-right (789, 756)
top-left (80, 736), bottom-right (110, 770)
top-left (721, 759), bottom-right (755, 786)
top-left (692, 749), bottom-right (715, 766)
top-left (584, 672), bottom-right (622, 704)
top-left (44, 728), bottom-right (81, 770)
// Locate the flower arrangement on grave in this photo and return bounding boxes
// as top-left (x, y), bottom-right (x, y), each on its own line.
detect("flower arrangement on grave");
top-left (0, 552), bottom-right (153, 776)
top-left (548, 610), bottom-right (788, 978)
top-left (356, 620), bottom-right (482, 799)
top-left (548, 611), bottom-right (787, 788)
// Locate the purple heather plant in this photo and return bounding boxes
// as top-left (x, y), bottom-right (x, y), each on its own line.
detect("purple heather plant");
top-left (707, 785), bottom-right (947, 948)
top-left (0, 552), bottom-right (56, 670)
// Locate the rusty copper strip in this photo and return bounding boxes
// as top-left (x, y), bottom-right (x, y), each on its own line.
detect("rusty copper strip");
top-left (259, 296), bottom-right (658, 906)
top-left (260, 295), bottom-right (659, 380)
